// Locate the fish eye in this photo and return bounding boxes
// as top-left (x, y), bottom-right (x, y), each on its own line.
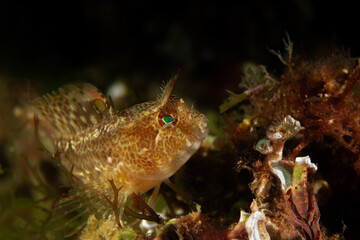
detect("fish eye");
top-left (157, 109), bottom-right (178, 129)
top-left (163, 115), bottom-right (175, 123)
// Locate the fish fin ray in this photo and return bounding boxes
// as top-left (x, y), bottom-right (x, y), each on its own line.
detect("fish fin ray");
top-left (34, 83), bottom-right (113, 139)
top-left (158, 74), bottom-right (178, 107)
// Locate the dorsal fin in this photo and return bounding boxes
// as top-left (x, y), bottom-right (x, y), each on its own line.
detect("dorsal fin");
top-left (34, 83), bottom-right (113, 139)
top-left (158, 74), bottom-right (178, 107)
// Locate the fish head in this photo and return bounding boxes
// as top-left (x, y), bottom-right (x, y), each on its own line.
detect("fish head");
top-left (148, 95), bottom-right (208, 180)
top-left (119, 81), bottom-right (208, 182)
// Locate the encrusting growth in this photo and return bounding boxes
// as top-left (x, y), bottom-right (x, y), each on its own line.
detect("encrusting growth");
top-left (223, 37), bottom-right (358, 239)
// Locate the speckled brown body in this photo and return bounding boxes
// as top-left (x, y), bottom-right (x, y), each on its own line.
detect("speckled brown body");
top-left (34, 78), bottom-right (208, 218)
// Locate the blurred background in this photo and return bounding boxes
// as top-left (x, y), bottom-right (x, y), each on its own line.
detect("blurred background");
top-left (1, 1), bottom-right (359, 239)
top-left (1, 0), bottom-right (359, 107)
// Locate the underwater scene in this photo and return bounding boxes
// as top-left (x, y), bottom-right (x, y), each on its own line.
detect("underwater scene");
top-left (0, 1), bottom-right (359, 239)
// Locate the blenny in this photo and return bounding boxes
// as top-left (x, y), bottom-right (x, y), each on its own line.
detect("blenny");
top-left (33, 76), bottom-right (208, 225)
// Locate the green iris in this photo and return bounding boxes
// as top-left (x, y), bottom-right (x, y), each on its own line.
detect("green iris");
top-left (163, 115), bottom-right (175, 123)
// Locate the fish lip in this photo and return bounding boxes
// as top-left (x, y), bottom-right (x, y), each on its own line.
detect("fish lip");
top-left (197, 114), bottom-right (209, 136)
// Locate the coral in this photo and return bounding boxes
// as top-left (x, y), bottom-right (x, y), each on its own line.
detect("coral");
top-left (228, 116), bottom-right (324, 240)
top-left (221, 39), bottom-right (360, 239)
top-left (222, 39), bottom-right (360, 175)
top-left (156, 205), bottom-right (227, 240)
top-left (80, 215), bottom-right (139, 240)
top-left (80, 206), bottom-right (228, 240)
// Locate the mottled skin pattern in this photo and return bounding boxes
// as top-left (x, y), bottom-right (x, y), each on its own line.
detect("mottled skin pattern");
top-left (34, 79), bottom-right (208, 218)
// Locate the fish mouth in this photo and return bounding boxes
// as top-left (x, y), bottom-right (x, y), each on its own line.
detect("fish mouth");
top-left (164, 125), bottom-right (209, 178)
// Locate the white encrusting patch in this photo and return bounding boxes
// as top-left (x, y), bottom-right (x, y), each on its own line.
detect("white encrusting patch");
top-left (94, 166), bottom-right (101, 172)
top-left (107, 156), bottom-right (112, 163)
top-left (245, 211), bottom-right (268, 240)
top-left (186, 139), bottom-right (191, 147)
top-left (296, 155), bottom-right (318, 171)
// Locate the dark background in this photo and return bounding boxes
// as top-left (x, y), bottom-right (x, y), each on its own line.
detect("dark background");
top-left (1, 1), bottom-right (359, 238)
top-left (1, 1), bottom-right (359, 107)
